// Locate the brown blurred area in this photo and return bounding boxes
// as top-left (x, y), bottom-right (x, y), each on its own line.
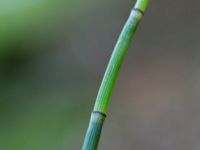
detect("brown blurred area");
top-left (1, 0), bottom-right (200, 150)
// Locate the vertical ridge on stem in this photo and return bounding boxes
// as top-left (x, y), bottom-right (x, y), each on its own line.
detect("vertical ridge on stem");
top-left (82, 112), bottom-right (106, 150)
top-left (94, 8), bottom-right (143, 113)
top-left (82, 1), bottom-right (149, 149)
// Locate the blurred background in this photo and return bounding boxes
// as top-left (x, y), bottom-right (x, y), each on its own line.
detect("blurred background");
top-left (1, 0), bottom-right (200, 149)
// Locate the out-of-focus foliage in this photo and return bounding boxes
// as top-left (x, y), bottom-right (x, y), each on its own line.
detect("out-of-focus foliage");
top-left (0, 0), bottom-right (100, 60)
top-left (0, 0), bottom-right (101, 149)
top-left (1, 0), bottom-right (200, 150)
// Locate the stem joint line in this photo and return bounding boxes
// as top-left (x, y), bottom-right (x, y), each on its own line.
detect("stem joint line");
top-left (92, 111), bottom-right (107, 118)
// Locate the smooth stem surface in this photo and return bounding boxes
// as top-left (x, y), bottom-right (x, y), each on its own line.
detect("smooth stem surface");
top-left (135, 0), bottom-right (149, 12)
top-left (82, 0), bottom-right (149, 149)
top-left (94, 9), bottom-right (143, 113)
top-left (94, 0), bottom-right (149, 113)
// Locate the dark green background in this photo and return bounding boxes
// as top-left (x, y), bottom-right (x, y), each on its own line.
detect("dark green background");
top-left (1, 0), bottom-right (200, 149)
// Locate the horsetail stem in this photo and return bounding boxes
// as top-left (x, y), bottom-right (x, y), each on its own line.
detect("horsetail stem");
top-left (82, 1), bottom-right (149, 149)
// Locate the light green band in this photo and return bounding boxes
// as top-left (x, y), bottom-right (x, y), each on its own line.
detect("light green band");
top-left (135, 0), bottom-right (149, 12)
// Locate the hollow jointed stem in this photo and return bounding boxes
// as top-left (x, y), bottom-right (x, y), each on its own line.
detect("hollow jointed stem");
top-left (82, 0), bottom-right (149, 149)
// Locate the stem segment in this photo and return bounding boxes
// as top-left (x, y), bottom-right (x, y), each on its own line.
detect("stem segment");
top-left (82, 0), bottom-right (149, 149)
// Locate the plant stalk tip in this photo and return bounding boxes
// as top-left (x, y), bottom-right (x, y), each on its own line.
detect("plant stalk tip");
top-left (135, 0), bottom-right (149, 12)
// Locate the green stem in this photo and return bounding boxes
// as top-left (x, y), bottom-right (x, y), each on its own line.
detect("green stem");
top-left (82, 0), bottom-right (149, 149)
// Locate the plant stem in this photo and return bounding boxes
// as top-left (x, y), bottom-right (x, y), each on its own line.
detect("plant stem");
top-left (82, 0), bottom-right (149, 149)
